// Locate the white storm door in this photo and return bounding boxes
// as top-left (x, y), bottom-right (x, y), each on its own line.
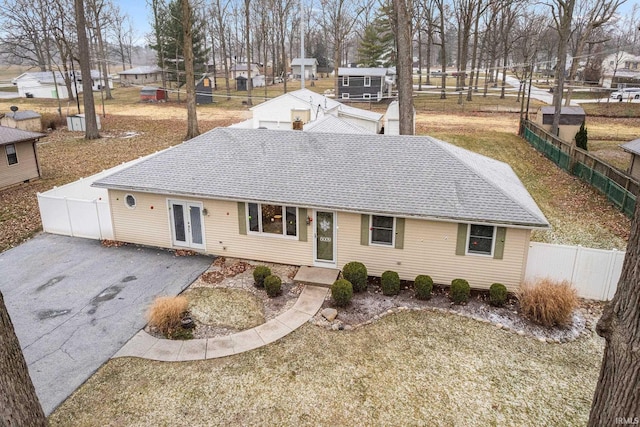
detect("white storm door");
top-left (314, 210), bottom-right (336, 266)
top-left (169, 200), bottom-right (205, 250)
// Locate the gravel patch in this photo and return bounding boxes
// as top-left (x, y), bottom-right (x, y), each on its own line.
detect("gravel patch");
top-left (49, 310), bottom-right (604, 426)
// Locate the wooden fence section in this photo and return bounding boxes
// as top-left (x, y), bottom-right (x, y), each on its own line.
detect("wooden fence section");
top-left (522, 120), bottom-right (637, 217)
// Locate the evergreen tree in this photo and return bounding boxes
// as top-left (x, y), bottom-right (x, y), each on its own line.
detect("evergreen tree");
top-left (575, 121), bottom-right (588, 150)
top-left (357, 11), bottom-right (395, 67)
top-left (152, 0), bottom-right (208, 85)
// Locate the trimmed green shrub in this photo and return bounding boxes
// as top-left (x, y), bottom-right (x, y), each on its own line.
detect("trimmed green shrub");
top-left (342, 261), bottom-right (368, 292)
top-left (414, 275), bottom-right (433, 300)
top-left (253, 266), bottom-right (271, 288)
top-left (264, 275), bottom-right (282, 297)
top-left (489, 283), bottom-right (508, 307)
top-left (331, 279), bottom-right (353, 307)
top-left (450, 279), bottom-right (470, 304)
top-left (381, 271), bottom-right (400, 296)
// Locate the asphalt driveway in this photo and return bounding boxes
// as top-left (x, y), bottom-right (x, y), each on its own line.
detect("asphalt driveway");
top-left (0, 233), bottom-right (212, 415)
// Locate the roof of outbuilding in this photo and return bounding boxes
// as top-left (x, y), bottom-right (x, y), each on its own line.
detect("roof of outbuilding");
top-left (93, 128), bottom-right (549, 228)
top-left (620, 138), bottom-right (640, 155)
top-left (291, 58), bottom-right (318, 66)
top-left (0, 126), bottom-right (45, 145)
top-left (4, 110), bottom-right (41, 121)
top-left (303, 115), bottom-right (372, 134)
top-left (540, 106), bottom-right (585, 115)
top-left (118, 66), bottom-right (163, 75)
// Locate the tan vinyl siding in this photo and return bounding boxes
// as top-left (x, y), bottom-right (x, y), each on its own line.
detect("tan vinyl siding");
top-left (109, 191), bottom-right (314, 265)
top-left (0, 141), bottom-right (39, 189)
top-left (336, 212), bottom-right (530, 292)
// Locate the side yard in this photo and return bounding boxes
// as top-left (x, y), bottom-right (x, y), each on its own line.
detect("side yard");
top-left (48, 310), bottom-right (604, 426)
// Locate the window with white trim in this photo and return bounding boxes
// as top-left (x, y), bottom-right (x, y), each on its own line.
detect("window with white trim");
top-left (247, 203), bottom-right (297, 237)
top-left (364, 76), bottom-right (371, 87)
top-left (342, 93), bottom-right (350, 99)
top-left (363, 93), bottom-right (371, 100)
top-left (5, 143), bottom-right (17, 165)
top-left (370, 215), bottom-right (394, 246)
top-left (467, 224), bottom-right (495, 255)
top-left (342, 76), bottom-right (349, 86)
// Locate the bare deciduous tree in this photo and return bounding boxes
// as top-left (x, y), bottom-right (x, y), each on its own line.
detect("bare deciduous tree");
top-left (182, 0), bottom-right (199, 139)
top-left (74, 0), bottom-right (100, 140)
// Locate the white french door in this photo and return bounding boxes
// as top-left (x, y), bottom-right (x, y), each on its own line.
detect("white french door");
top-left (169, 200), bottom-right (205, 250)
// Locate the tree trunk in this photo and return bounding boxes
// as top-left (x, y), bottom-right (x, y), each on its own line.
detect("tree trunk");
top-left (182, 0), bottom-right (199, 140)
top-left (0, 291), bottom-right (47, 426)
top-left (74, 0), bottom-right (100, 140)
top-left (551, 0), bottom-right (575, 136)
top-left (466, 0), bottom-right (482, 101)
top-left (94, 17), bottom-right (112, 100)
top-left (588, 198), bottom-right (640, 425)
top-left (438, 0), bottom-right (447, 99)
top-left (245, 0), bottom-right (252, 106)
top-left (394, 0), bottom-right (414, 135)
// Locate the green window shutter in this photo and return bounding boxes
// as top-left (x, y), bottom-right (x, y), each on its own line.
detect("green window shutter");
top-left (237, 202), bottom-right (247, 235)
top-left (360, 214), bottom-right (369, 246)
top-left (456, 223), bottom-right (468, 256)
top-left (493, 227), bottom-right (507, 260)
top-left (394, 218), bottom-right (405, 249)
top-left (298, 208), bottom-right (307, 242)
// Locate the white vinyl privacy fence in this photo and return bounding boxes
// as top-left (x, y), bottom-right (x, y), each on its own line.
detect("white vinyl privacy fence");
top-left (525, 242), bottom-right (624, 301)
top-left (37, 152), bottom-right (166, 240)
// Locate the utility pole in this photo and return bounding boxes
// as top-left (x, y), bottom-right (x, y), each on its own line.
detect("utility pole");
top-left (300, 0), bottom-right (305, 89)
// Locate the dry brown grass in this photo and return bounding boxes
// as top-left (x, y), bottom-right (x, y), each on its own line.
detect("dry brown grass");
top-left (518, 279), bottom-right (578, 327)
top-left (147, 296), bottom-right (189, 337)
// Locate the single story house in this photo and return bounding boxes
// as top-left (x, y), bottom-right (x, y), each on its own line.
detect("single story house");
top-left (0, 126), bottom-right (44, 189)
top-left (230, 88), bottom-right (383, 133)
top-left (1, 110), bottom-right (41, 132)
top-left (93, 128), bottom-right (549, 291)
top-left (12, 70), bottom-right (112, 98)
top-left (620, 138), bottom-right (640, 181)
top-left (337, 67), bottom-right (393, 102)
top-left (118, 66), bottom-right (165, 85)
top-left (535, 106), bottom-right (585, 143)
top-left (291, 58), bottom-right (318, 80)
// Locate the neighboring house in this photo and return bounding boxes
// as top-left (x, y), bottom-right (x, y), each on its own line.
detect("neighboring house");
top-left (118, 66), bottom-right (165, 86)
top-left (337, 67), bottom-right (392, 102)
top-left (230, 88), bottom-right (383, 133)
top-left (535, 106), bottom-right (585, 143)
top-left (1, 110), bottom-right (41, 132)
top-left (12, 71), bottom-right (112, 98)
top-left (0, 126), bottom-right (44, 189)
top-left (93, 128), bottom-right (549, 291)
top-left (291, 58), bottom-right (318, 80)
top-left (383, 100), bottom-right (415, 135)
top-left (230, 63), bottom-right (262, 79)
top-left (601, 51), bottom-right (640, 88)
top-left (620, 138), bottom-right (640, 181)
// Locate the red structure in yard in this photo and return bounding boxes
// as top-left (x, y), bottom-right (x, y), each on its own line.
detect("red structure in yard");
top-left (140, 87), bottom-right (167, 102)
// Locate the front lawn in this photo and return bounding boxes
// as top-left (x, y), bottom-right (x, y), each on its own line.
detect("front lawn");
top-left (48, 310), bottom-right (603, 426)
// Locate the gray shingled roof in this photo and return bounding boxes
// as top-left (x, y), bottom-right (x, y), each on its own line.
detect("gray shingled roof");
top-left (620, 138), bottom-right (640, 155)
top-left (304, 115), bottom-right (372, 134)
top-left (540, 106), bottom-right (585, 116)
top-left (338, 67), bottom-right (389, 77)
top-left (291, 58), bottom-right (318, 66)
top-left (93, 128), bottom-right (549, 228)
top-left (4, 110), bottom-right (41, 121)
top-left (0, 126), bottom-right (45, 145)
top-left (118, 66), bottom-right (163, 75)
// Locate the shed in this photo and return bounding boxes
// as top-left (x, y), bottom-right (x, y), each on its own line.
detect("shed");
top-left (1, 110), bottom-right (41, 132)
top-left (620, 138), bottom-right (640, 181)
top-left (196, 77), bottom-right (214, 104)
top-left (291, 58), bottom-right (318, 80)
top-left (236, 75), bottom-right (247, 91)
top-left (0, 126), bottom-right (44, 189)
top-left (140, 86), bottom-right (167, 102)
top-left (535, 106), bottom-right (586, 143)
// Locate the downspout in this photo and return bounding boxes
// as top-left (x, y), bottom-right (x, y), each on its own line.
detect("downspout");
top-left (33, 139), bottom-right (41, 178)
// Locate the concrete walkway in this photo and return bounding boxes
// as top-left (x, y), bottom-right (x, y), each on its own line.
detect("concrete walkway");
top-left (113, 285), bottom-right (328, 361)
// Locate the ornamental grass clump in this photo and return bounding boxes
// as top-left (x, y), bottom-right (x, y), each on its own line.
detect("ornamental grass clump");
top-left (264, 274), bottom-right (282, 297)
top-left (342, 261), bottom-right (368, 292)
top-left (253, 265), bottom-right (271, 288)
top-left (414, 275), bottom-right (433, 300)
top-left (489, 283), bottom-right (508, 307)
top-left (381, 271), bottom-right (400, 296)
top-left (450, 279), bottom-right (470, 304)
top-left (331, 279), bottom-right (353, 307)
top-left (518, 279), bottom-right (578, 327)
top-left (147, 295), bottom-right (189, 338)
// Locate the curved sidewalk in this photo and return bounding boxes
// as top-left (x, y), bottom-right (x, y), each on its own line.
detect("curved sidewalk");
top-left (112, 285), bottom-right (328, 362)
